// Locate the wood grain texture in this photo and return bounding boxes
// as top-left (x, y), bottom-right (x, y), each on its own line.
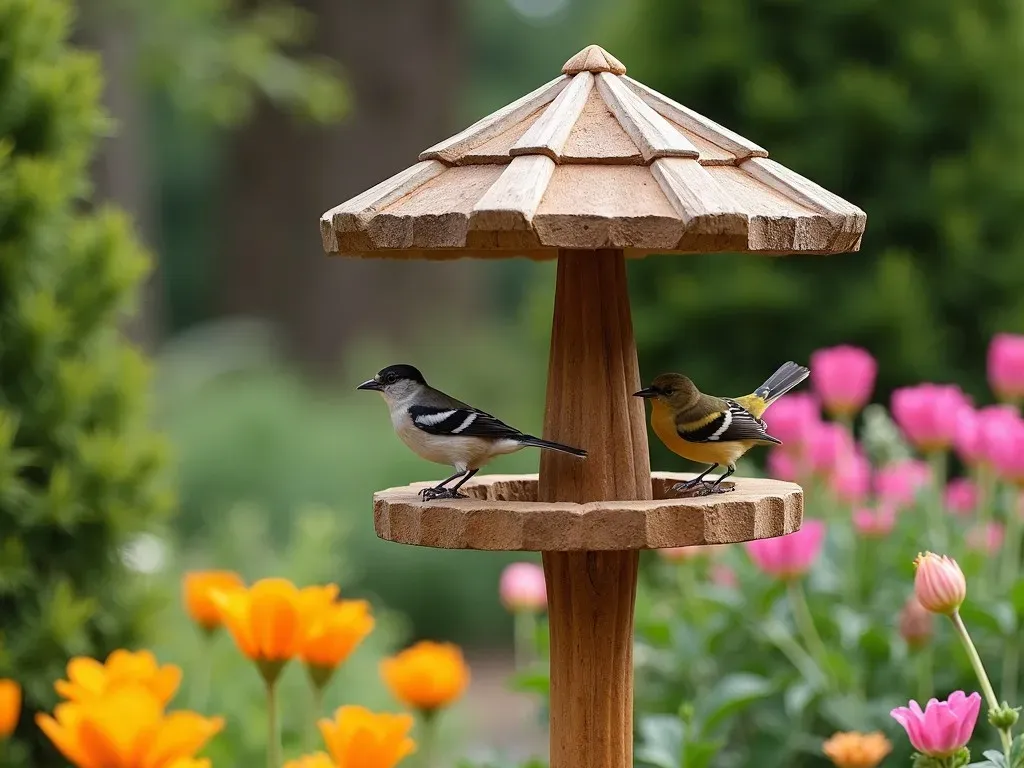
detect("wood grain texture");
top-left (511, 72), bottom-right (593, 160)
top-left (540, 249), bottom-right (647, 768)
top-left (623, 75), bottom-right (768, 161)
top-left (651, 157), bottom-right (748, 236)
top-left (469, 155), bottom-right (556, 231)
top-left (420, 76), bottom-right (569, 164)
top-left (459, 106), bottom-right (547, 165)
top-left (562, 44), bottom-right (626, 75)
top-left (534, 165), bottom-right (683, 249)
top-left (596, 73), bottom-right (699, 162)
top-left (320, 160), bottom-right (446, 252)
top-left (561, 87), bottom-right (643, 164)
top-left (373, 473), bottom-right (803, 550)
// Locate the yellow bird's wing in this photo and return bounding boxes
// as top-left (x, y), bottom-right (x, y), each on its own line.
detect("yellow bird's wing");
top-left (676, 399), bottom-right (780, 445)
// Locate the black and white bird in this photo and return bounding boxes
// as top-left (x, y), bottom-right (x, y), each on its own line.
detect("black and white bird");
top-left (358, 364), bottom-right (587, 500)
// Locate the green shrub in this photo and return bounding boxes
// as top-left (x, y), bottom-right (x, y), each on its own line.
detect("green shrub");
top-left (0, 0), bottom-right (170, 762)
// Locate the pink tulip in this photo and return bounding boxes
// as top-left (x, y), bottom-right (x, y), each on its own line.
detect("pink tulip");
top-left (988, 333), bottom-right (1024, 402)
top-left (891, 384), bottom-right (970, 452)
top-left (499, 562), bottom-right (547, 612)
top-left (745, 520), bottom-right (825, 579)
top-left (710, 564), bottom-right (738, 589)
top-left (913, 552), bottom-right (966, 615)
top-left (944, 478), bottom-right (978, 516)
top-left (985, 411), bottom-right (1024, 485)
top-left (763, 392), bottom-right (820, 447)
top-left (806, 422), bottom-right (855, 476)
top-left (810, 345), bottom-right (877, 417)
top-left (890, 691), bottom-right (981, 758)
top-left (831, 450), bottom-right (872, 504)
top-left (966, 522), bottom-right (1005, 554)
top-left (852, 506), bottom-right (896, 538)
top-left (875, 459), bottom-right (931, 510)
top-left (957, 405), bottom-right (1020, 467)
top-left (767, 448), bottom-right (803, 482)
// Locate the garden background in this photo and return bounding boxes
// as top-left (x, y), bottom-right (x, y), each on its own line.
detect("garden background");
top-left (3, 0), bottom-right (1024, 766)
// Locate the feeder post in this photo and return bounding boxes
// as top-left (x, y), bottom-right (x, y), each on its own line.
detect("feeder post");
top-left (539, 248), bottom-right (652, 768)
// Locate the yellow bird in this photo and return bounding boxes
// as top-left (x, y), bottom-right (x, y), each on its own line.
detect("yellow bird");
top-left (634, 361), bottom-right (810, 495)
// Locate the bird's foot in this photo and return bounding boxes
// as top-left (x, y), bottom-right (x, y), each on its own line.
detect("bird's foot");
top-left (695, 484), bottom-right (735, 497)
top-left (672, 479), bottom-right (716, 495)
top-left (419, 487), bottom-right (468, 501)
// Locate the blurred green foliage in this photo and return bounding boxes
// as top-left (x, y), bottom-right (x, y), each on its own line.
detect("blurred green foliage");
top-left (0, 0), bottom-right (172, 763)
top-left (155, 319), bottom-right (552, 647)
top-left (607, 0), bottom-right (1024, 406)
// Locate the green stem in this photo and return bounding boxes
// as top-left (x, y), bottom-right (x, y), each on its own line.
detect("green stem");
top-left (1000, 485), bottom-right (1022, 592)
top-left (917, 646), bottom-right (933, 703)
top-left (192, 629), bottom-right (214, 713)
top-left (266, 680), bottom-right (281, 768)
top-left (951, 611), bottom-right (1012, 757)
top-left (928, 450), bottom-right (948, 553)
top-left (787, 580), bottom-right (833, 687)
top-left (419, 710), bottom-right (438, 768)
top-left (975, 464), bottom-right (997, 595)
top-left (764, 619), bottom-right (823, 685)
top-left (307, 684), bottom-right (325, 753)
top-left (513, 610), bottom-right (537, 670)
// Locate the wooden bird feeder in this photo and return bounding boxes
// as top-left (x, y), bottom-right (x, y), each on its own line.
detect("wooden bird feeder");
top-left (321, 44), bottom-right (864, 768)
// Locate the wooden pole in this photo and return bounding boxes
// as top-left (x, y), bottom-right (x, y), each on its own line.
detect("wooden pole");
top-left (538, 248), bottom-right (652, 768)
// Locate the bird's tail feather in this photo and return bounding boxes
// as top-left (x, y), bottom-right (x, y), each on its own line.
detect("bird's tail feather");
top-left (519, 435), bottom-right (587, 458)
top-left (754, 361), bottom-right (810, 405)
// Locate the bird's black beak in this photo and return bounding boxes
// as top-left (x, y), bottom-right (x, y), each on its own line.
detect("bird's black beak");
top-left (357, 378), bottom-right (383, 392)
top-left (633, 387), bottom-right (658, 399)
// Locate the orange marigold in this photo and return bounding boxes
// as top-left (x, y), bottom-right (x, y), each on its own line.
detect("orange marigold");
top-left (183, 570), bottom-right (245, 631)
top-left (823, 731), bottom-right (892, 768)
top-left (380, 641), bottom-right (469, 712)
top-left (37, 685), bottom-right (223, 768)
top-left (0, 679), bottom-right (20, 738)
top-left (55, 649), bottom-right (181, 706)
top-left (284, 753), bottom-right (337, 768)
top-left (301, 599), bottom-right (375, 686)
top-left (319, 706), bottom-right (415, 768)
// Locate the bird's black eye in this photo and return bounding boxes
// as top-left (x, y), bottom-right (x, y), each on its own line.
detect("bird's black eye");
top-left (661, 387), bottom-right (673, 396)
top-left (384, 372), bottom-right (399, 385)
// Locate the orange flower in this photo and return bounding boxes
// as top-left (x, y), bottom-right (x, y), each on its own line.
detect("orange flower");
top-left (167, 761), bottom-right (212, 768)
top-left (55, 650), bottom-right (181, 706)
top-left (0, 679), bottom-right (20, 738)
top-left (284, 753), bottom-right (337, 768)
top-left (380, 641), bottom-right (469, 712)
top-left (301, 599), bottom-right (375, 685)
top-left (214, 578), bottom-right (338, 682)
top-left (823, 731), bottom-right (892, 768)
top-left (37, 685), bottom-right (223, 768)
top-left (183, 571), bottom-right (245, 631)
top-left (319, 706), bottom-right (415, 768)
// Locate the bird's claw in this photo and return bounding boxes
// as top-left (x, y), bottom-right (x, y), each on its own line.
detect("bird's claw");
top-left (419, 487), bottom-right (468, 501)
top-left (694, 485), bottom-right (735, 497)
top-left (672, 479), bottom-right (715, 494)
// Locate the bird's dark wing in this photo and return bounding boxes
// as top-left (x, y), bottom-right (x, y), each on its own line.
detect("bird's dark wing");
top-left (408, 404), bottom-right (525, 440)
top-left (676, 399), bottom-right (781, 445)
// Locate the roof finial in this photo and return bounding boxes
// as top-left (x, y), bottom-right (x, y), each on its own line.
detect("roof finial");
top-left (562, 44), bottom-right (626, 76)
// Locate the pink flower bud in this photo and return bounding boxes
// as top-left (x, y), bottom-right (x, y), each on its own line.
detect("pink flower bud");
top-left (944, 478), bottom-right (978, 517)
top-left (898, 596), bottom-right (933, 649)
top-left (764, 392), bottom-right (821, 447)
top-left (710, 564), bottom-right (738, 589)
top-left (891, 384), bottom-right (970, 452)
top-left (831, 450), bottom-right (872, 504)
top-left (807, 422), bottom-right (856, 476)
top-left (499, 562), bottom-right (546, 612)
top-left (810, 345), bottom-right (877, 417)
top-left (745, 520), bottom-right (825, 580)
top-left (988, 333), bottom-right (1024, 403)
top-left (890, 691), bottom-right (981, 758)
top-left (852, 506), bottom-right (896, 538)
top-left (913, 552), bottom-right (966, 615)
top-left (966, 522), bottom-right (1004, 554)
top-left (767, 447), bottom-right (803, 482)
top-left (875, 459), bottom-right (931, 510)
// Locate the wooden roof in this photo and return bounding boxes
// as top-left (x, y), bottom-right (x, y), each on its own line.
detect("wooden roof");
top-left (321, 44), bottom-right (866, 260)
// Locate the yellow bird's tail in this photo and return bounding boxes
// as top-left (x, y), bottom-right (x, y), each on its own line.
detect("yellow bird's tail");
top-left (752, 361), bottom-right (810, 408)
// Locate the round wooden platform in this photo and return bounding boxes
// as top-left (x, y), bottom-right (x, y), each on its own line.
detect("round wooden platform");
top-left (373, 472), bottom-right (803, 551)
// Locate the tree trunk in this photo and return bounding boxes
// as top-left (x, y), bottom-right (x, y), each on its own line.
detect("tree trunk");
top-left (219, 0), bottom-right (480, 376)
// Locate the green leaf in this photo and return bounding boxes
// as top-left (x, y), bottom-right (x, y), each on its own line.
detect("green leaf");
top-left (959, 602), bottom-right (1015, 637)
top-left (1009, 734), bottom-right (1024, 768)
top-left (681, 740), bottom-right (724, 768)
top-left (698, 673), bottom-right (774, 736)
top-left (507, 669), bottom-right (550, 696)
